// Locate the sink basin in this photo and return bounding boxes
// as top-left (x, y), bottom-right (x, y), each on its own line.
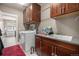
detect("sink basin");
top-left (50, 34), bottom-right (72, 42)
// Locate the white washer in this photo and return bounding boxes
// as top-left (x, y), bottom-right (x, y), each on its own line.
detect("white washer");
top-left (19, 30), bottom-right (36, 53)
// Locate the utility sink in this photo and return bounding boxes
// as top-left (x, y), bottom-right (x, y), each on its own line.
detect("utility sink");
top-left (50, 34), bottom-right (72, 42)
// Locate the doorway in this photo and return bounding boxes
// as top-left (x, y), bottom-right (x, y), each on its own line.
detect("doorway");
top-left (0, 12), bottom-right (18, 48)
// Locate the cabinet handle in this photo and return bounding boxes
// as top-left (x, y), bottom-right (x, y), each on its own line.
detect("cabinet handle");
top-left (51, 46), bottom-right (56, 56)
top-left (61, 7), bottom-right (65, 14)
top-left (54, 46), bottom-right (57, 55)
top-left (59, 4), bottom-right (61, 15)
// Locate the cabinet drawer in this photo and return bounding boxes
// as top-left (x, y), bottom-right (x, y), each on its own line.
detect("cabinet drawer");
top-left (56, 46), bottom-right (79, 56)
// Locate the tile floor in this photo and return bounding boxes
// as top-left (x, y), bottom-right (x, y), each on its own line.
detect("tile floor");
top-left (1, 36), bottom-right (18, 48)
top-left (1, 36), bottom-right (37, 56)
top-left (25, 51), bottom-right (38, 56)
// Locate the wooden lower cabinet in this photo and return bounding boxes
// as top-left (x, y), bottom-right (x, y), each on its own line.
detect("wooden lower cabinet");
top-left (35, 36), bottom-right (41, 56)
top-left (41, 39), bottom-right (52, 56)
top-left (56, 46), bottom-right (73, 56)
top-left (56, 46), bottom-right (79, 56)
top-left (35, 36), bottom-right (79, 56)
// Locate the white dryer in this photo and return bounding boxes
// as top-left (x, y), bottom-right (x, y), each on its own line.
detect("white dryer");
top-left (19, 30), bottom-right (36, 53)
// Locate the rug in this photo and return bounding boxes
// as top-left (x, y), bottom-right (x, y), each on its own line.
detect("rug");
top-left (2, 44), bottom-right (26, 56)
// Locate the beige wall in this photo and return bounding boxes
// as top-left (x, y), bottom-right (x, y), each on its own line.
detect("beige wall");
top-left (56, 11), bottom-right (79, 37)
top-left (38, 4), bottom-right (57, 33)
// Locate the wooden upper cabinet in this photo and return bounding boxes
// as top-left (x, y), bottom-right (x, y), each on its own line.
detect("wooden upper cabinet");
top-left (64, 3), bottom-right (79, 14)
top-left (29, 5), bottom-right (32, 22)
top-left (74, 3), bottom-right (79, 11)
top-left (65, 3), bottom-right (76, 13)
top-left (51, 3), bottom-right (79, 17)
top-left (32, 4), bottom-right (41, 23)
top-left (23, 3), bottom-right (41, 24)
top-left (51, 3), bottom-right (62, 17)
top-left (41, 39), bottom-right (52, 56)
top-left (23, 8), bottom-right (28, 23)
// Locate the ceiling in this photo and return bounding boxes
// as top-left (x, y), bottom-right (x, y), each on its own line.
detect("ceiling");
top-left (38, 3), bottom-right (49, 6)
top-left (0, 3), bottom-right (47, 11)
top-left (0, 3), bottom-right (29, 11)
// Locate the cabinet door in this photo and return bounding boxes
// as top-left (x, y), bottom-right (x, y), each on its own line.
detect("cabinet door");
top-left (23, 4), bottom-right (41, 24)
top-left (41, 39), bottom-right (52, 56)
top-left (65, 3), bottom-right (77, 14)
top-left (35, 36), bottom-right (41, 55)
top-left (77, 3), bottom-right (79, 10)
top-left (75, 3), bottom-right (79, 11)
top-left (61, 3), bottom-right (66, 14)
top-left (71, 3), bottom-right (79, 12)
top-left (29, 5), bottom-right (32, 23)
top-left (51, 3), bottom-right (62, 17)
top-left (56, 46), bottom-right (75, 56)
top-left (72, 3), bottom-right (79, 12)
top-left (23, 7), bottom-right (30, 23)
top-left (32, 4), bottom-right (41, 22)
top-left (65, 3), bottom-right (71, 13)
top-left (23, 9), bottom-right (26, 23)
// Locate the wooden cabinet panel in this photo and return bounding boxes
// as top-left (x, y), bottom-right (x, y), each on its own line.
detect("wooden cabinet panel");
top-left (35, 35), bottom-right (79, 56)
top-left (23, 3), bottom-right (41, 24)
top-left (75, 3), bottom-right (79, 11)
top-left (65, 3), bottom-right (76, 13)
top-left (78, 3), bottom-right (79, 10)
top-left (71, 3), bottom-right (79, 12)
top-left (51, 3), bottom-right (62, 17)
top-left (35, 37), bottom-right (41, 49)
top-left (60, 3), bottom-right (65, 14)
top-left (23, 8), bottom-right (28, 23)
top-left (23, 7), bottom-right (30, 23)
top-left (41, 39), bottom-right (52, 56)
top-left (56, 46), bottom-right (79, 56)
top-left (51, 3), bottom-right (79, 17)
top-left (35, 36), bottom-right (41, 56)
top-left (56, 46), bottom-right (73, 56)
top-left (32, 4), bottom-right (41, 22)
top-left (29, 5), bottom-right (32, 22)
top-left (64, 3), bottom-right (69, 13)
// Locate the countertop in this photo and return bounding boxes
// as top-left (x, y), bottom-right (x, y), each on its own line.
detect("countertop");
top-left (36, 34), bottom-right (79, 45)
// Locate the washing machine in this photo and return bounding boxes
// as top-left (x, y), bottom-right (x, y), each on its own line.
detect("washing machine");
top-left (19, 30), bottom-right (36, 53)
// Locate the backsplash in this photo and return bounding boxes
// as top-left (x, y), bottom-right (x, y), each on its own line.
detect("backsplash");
top-left (56, 11), bottom-right (79, 37)
top-left (38, 4), bottom-right (57, 34)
